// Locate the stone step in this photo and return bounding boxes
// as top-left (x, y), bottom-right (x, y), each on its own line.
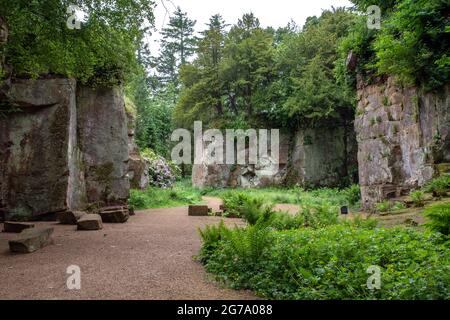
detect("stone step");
top-left (57, 211), bottom-right (86, 225)
top-left (9, 227), bottom-right (54, 253)
top-left (77, 214), bottom-right (103, 231)
top-left (3, 222), bottom-right (35, 233)
top-left (188, 205), bottom-right (209, 216)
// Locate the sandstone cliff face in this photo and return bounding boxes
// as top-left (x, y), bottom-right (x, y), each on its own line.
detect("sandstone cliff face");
top-left (356, 77), bottom-right (450, 210)
top-left (287, 126), bottom-right (357, 188)
top-left (77, 86), bottom-right (130, 205)
top-left (0, 78), bottom-right (131, 219)
top-left (192, 127), bottom-right (357, 189)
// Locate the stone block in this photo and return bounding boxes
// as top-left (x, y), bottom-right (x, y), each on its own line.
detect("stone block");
top-left (188, 205), bottom-right (209, 216)
top-left (57, 211), bottom-right (86, 225)
top-left (77, 214), bottom-right (103, 231)
top-left (9, 227), bottom-right (54, 253)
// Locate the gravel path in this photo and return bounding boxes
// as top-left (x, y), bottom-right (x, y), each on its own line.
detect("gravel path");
top-left (0, 201), bottom-right (254, 300)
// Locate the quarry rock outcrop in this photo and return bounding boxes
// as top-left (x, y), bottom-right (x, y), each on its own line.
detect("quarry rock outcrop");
top-left (192, 128), bottom-right (357, 189)
top-left (355, 77), bottom-right (450, 210)
top-left (0, 77), bottom-right (132, 219)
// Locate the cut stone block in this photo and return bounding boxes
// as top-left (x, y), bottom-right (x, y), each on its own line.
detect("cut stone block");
top-left (57, 211), bottom-right (86, 225)
top-left (3, 222), bottom-right (35, 233)
top-left (99, 208), bottom-right (129, 223)
top-left (188, 205), bottom-right (209, 216)
top-left (77, 214), bottom-right (103, 230)
top-left (9, 227), bottom-right (54, 253)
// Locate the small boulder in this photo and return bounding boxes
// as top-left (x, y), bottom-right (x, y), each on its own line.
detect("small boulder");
top-left (188, 205), bottom-right (209, 216)
top-left (77, 214), bottom-right (103, 231)
top-left (3, 222), bottom-right (35, 233)
top-left (57, 211), bottom-right (86, 225)
top-left (99, 207), bottom-right (129, 223)
top-left (9, 227), bottom-right (54, 253)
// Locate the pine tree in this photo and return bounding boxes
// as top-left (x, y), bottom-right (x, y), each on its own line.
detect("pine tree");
top-left (156, 7), bottom-right (197, 88)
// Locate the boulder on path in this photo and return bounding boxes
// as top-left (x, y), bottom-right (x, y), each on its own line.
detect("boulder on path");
top-left (188, 205), bottom-right (209, 216)
top-left (57, 211), bottom-right (86, 225)
top-left (9, 227), bottom-right (54, 253)
top-left (77, 214), bottom-right (103, 230)
top-left (3, 222), bottom-right (35, 233)
top-left (99, 206), bottom-right (130, 223)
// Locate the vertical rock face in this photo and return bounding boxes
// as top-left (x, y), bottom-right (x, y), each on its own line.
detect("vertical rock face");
top-left (192, 132), bottom-right (290, 188)
top-left (192, 127), bottom-right (357, 189)
top-left (77, 86), bottom-right (130, 206)
top-left (356, 77), bottom-right (450, 210)
top-left (287, 126), bottom-right (357, 188)
top-left (0, 78), bottom-right (131, 218)
top-left (0, 78), bottom-right (80, 218)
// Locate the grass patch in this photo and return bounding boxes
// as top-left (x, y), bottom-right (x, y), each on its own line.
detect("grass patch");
top-left (129, 179), bottom-right (203, 209)
top-left (205, 185), bottom-right (360, 209)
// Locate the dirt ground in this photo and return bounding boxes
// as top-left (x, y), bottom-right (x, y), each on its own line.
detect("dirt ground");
top-left (0, 202), bottom-right (254, 300)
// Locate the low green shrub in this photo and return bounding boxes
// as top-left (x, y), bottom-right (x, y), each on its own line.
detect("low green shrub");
top-left (201, 224), bottom-right (450, 299)
top-left (296, 204), bottom-right (339, 229)
top-left (424, 202), bottom-right (450, 237)
top-left (391, 201), bottom-right (406, 211)
top-left (423, 174), bottom-right (450, 196)
top-left (343, 184), bottom-right (361, 206)
top-left (221, 192), bottom-right (274, 222)
top-left (198, 220), bottom-right (231, 264)
top-left (375, 200), bottom-right (391, 213)
top-left (410, 191), bottom-right (425, 207)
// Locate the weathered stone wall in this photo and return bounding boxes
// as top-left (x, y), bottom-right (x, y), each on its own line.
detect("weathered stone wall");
top-left (0, 78), bottom-right (131, 218)
top-left (287, 126), bottom-right (357, 188)
top-left (192, 127), bottom-right (357, 189)
top-left (0, 78), bottom-right (80, 217)
top-left (77, 86), bottom-right (130, 206)
top-left (356, 77), bottom-right (450, 210)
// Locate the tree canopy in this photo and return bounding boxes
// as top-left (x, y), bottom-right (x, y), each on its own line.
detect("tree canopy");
top-left (174, 9), bottom-right (357, 130)
top-left (1, 0), bottom-right (155, 86)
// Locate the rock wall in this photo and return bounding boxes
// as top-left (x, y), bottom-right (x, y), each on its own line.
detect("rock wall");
top-left (356, 77), bottom-right (450, 210)
top-left (77, 86), bottom-right (130, 206)
top-left (125, 100), bottom-right (149, 190)
top-left (0, 78), bottom-right (81, 217)
top-left (192, 127), bottom-right (357, 189)
top-left (0, 78), bottom-right (131, 219)
top-left (287, 126), bottom-right (357, 188)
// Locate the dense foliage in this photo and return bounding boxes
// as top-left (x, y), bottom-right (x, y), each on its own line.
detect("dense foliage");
top-left (1, 0), bottom-right (155, 85)
top-left (424, 202), bottom-right (450, 237)
top-left (141, 148), bottom-right (180, 188)
top-left (339, 0), bottom-right (450, 90)
top-left (199, 202), bottom-right (450, 299)
top-left (174, 9), bottom-right (357, 129)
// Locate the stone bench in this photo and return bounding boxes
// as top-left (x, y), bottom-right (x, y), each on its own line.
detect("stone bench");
top-left (57, 211), bottom-right (86, 225)
top-left (188, 205), bottom-right (210, 216)
top-left (77, 214), bottom-right (103, 231)
top-left (9, 227), bottom-right (54, 253)
top-left (99, 206), bottom-right (130, 223)
top-left (3, 222), bottom-right (35, 233)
